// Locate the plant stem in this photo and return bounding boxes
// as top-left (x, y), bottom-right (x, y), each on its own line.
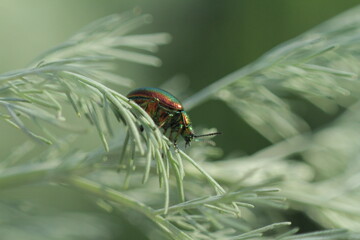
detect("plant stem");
top-left (66, 176), bottom-right (193, 240)
top-left (183, 59), bottom-right (266, 110)
top-left (0, 162), bottom-right (58, 189)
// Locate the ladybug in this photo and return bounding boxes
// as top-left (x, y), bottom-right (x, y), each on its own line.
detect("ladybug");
top-left (127, 87), bottom-right (221, 147)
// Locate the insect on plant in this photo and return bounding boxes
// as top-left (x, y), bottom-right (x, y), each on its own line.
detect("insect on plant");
top-left (127, 87), bottom-right (221, 147)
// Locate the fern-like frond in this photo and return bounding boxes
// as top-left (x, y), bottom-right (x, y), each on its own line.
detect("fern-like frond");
top-left (1, 7), bottom-right (359, 240)
top-left (185, 5), bottom-right (360, 142)
top-left (0, 12), bottom-right (226, 214)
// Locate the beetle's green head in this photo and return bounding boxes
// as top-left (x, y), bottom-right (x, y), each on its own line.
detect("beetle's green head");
top-left (180, 111), bottom-right (222, 147)
top-left (179, 111), bottom-right (195, 147)
top-left (182, 126), bottom-right (223, 147)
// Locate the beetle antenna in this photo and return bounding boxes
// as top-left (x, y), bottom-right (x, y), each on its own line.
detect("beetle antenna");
top-left (194, 132), bottom-right (222, 138)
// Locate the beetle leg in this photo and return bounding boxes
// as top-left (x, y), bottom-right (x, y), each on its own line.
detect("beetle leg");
top-left (169, 130), bottom-right (179, 149)
top-left (145, 98), bottom-right (160, 116)
top-left (168, 131), bottom-right (173, 141)
top-left (158, 113), bottom-right (173, 128)
top-left (172, 124), bottom-right (183, 144)
top-left (168, 129), bottom-right (175, 142)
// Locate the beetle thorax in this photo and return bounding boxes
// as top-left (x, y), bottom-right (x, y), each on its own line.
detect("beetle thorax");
top-left (179, 111), bottom-right (195, 146)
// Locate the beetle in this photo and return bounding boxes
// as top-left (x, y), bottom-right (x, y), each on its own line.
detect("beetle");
top-left (127, 87), bottom-right (221, 147)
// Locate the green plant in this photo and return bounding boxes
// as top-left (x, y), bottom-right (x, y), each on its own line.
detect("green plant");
top-left (1, 7), bottom-right (360, 240)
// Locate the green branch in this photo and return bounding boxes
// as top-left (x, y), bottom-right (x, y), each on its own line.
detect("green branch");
top-left (66, 176), bottom-right (193, 240)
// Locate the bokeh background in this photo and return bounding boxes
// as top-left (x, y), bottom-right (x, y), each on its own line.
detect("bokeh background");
top-left (1, 0), bottom-right (359, 155)
top-left (1, 1), bottom-right (360, 238)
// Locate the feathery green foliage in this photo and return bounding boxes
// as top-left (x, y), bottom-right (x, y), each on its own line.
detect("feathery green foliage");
top-left (1, 6), bottom-right (360, 240)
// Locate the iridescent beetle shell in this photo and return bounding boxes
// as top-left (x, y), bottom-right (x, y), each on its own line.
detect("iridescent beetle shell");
top-left (127, 87), bottom-right (183, 111)
top-left (127, 87), bottom-right (220, 146)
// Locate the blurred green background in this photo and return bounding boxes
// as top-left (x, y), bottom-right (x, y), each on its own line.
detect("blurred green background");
top-left (1, 0), bottom-right (359, 156)
top-left (1, 1), bottom-right (360, 239)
